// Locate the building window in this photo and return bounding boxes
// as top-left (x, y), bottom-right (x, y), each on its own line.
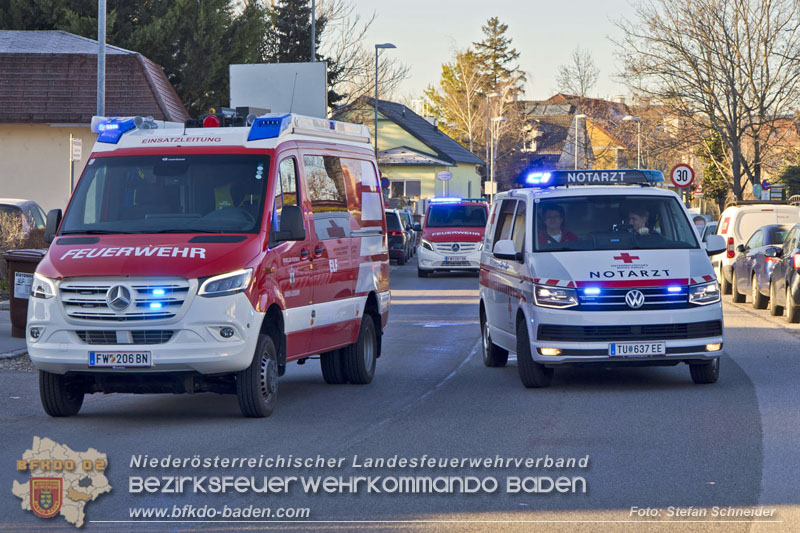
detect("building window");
top-left (389, 179), bottom-right (421, 199)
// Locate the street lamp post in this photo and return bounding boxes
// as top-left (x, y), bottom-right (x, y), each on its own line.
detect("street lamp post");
top-left (489, 116), bottom-right (507, 204)
top-left (374, 43), bottom-right (397, 157)
top-left (573, 114), bottom-right (587, 170)
top-left (623, 115), bottom-right (642, 169)
top-left (485, 92), bottom-right (501, 191)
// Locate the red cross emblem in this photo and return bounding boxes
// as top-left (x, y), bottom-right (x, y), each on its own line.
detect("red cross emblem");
top-left (613, 253), bottom-right (640, 264)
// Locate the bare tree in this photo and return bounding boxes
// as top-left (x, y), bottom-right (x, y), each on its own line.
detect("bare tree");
top-left (556, 47), bottom-right (600, 97)
top-left (614, 0), bottom-right (800, 200)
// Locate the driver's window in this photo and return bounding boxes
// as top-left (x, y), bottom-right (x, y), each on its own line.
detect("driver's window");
top-left (746, 231), bottom-right (762, 250)
top-left (783, 229), bottom-right (796, 251)
top-left (273, 157), bottom-right (300, 234)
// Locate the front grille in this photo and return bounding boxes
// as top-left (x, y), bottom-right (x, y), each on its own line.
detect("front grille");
top-left (59, 279), bottom-right (190, 321)
top-left (76, 330), bottom-right (174, 344)
top-left (578, 286), bottom-right (690, 311)
top-left (433, 242), bottom-right (479, 254)
top-left (537, 321), bottom-right (723, 342)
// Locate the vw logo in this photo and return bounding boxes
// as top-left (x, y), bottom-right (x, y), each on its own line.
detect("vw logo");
top-left (106, 285), bottom-right (132, 311)
top-left (625, 290), bottom-right (645, 309)
top-left (451, 243), bottom-right (461, 252)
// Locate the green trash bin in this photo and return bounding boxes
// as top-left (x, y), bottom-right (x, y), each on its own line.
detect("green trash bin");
top-left (2, 249), bottom-right (47, 338)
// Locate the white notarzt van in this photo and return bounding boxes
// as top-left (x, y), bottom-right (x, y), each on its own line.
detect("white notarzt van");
top-left (479, 170), bottom-right (727, 388)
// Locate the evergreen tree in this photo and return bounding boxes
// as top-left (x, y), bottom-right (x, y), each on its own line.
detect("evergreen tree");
top-left (472, 17), bottom-right (526, 94)
top-left (697, 134), bottom-right (731, 213)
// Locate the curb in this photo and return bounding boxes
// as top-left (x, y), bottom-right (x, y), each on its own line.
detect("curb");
top-left (0, 347), bottom-right (27, 360)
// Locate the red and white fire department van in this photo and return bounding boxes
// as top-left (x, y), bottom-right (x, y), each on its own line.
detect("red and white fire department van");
top-left (417, 198), bottom-right (489, 277)
top-left (27, 111), bottom-right (391, 418)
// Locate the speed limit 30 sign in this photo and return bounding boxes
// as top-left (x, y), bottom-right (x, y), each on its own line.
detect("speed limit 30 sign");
top-left (670, 164), bottom-right (694, 188)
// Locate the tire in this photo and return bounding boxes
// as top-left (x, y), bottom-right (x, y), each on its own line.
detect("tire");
top-left (769, 282), bottom-right (783, 316)
top-left (786, 285), bottom-right (800, 323)
top-left (39, 371), bottom-right (84, 417)
top-left (342, 315), bottom-right (377, 384)
top-left (516, 320), bottom-right (553, 388)
top-left (719, 265), bottom-right (732, 295)
top-left (731, 270), bottom-right (745, 303)
top-left (417, 268), bottom-right (429, 278)
top-left (236, 334), bottom-right (279, 418)
top-left (752, 274), bottom-right (768, 309)
top-left (397, 252), bottom-right (406, 266)
top-left (689, 357), bottom-right (720, 384)
top-left (481, 313), bottom-right (508, 367)
top-left (320, 349), bottom-right (347, 384)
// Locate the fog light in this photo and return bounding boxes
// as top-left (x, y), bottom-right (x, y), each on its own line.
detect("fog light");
top-left (29, 327), bottom-right (42, 340)
top-left (220, 327), bottom-right (235, 339)
top-left (705, 343), bottom-right (722, 352)
top-left (539, 347), bottom-right (562, 356)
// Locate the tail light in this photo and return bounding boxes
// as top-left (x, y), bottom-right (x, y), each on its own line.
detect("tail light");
top-left (767, 256), bottom-right (779, 264)
top-left (389, 230), bottom-right (401, 236)
top-left (793, 254), bottom-right (800, 269)
top-left (726, 237), bottom-right (735, 258)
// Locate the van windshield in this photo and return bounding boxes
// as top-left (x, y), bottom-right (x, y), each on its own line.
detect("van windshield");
top-left (426, 204), bottom-right (487, 227)
top-left (60, 154), bottom-right (269, 235)
top-left (535, 195), bottom-right (699, 251)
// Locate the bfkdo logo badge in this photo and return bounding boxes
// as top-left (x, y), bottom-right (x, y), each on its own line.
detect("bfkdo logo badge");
top-left (30, 477), bottom-right (63, 518)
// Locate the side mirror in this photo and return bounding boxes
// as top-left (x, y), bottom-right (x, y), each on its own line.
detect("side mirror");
top-left (736, 244), bottom-right (746, 253)
top-left (271, 205), bottom-right (305, 242)
top-left (412, 222), bottom-right (422, 231)
top-left (765, 246), bottom-right (782, 258)
top-left (493, 239), bottom-right (523, 262)
top-left (705, 234), bottom-right (726, 256)
top-left (44, 209), bottom-right (62, 244)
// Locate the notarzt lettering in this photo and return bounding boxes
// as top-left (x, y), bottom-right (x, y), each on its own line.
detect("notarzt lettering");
top-left (567, 171), bottom-right (627, 183)
top-left (589, 269), bottom-right (671, 278)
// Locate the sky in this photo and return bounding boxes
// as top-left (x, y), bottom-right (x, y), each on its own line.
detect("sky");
top-left (348, 0), bottom-right (637, 102)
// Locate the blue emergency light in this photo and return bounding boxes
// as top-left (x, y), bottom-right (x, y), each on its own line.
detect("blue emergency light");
top-left (667, 286), bottom-right (682, 293)
top-left (522, 169), bottom-right (664, 188)
top-left (584, 287), bottom-right (601, 295)
top-left (91, 117), bottom-right (137, 144)
top-left (247, 114), bottom-right (292, 141)
top-left (429, 197), bottom-right (462, 204)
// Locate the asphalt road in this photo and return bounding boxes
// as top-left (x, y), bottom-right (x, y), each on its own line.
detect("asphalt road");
top-left (1, 257), bottom-right (799, 532)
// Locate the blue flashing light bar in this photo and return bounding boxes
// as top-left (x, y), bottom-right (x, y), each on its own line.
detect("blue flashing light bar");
top-left (92, 117), bottom-right (137, 144)
top-left (149, 302), bottom-right (163, 310)
top-left (667, 286), bottom-right (682, 293)
top-left (522, 169), bottom-right (665, 188)
top-left (584, 287), bottom-right (601, 295)
top-left (248, 114), bottom-right (292, 141)
top-left (430, 197), bottom-right (462, 204)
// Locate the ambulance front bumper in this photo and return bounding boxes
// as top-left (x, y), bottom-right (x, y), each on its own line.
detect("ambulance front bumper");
top-left (525, 304), bottom-right (724, 365)
top-left (417, 244), bottom-right (481, 271)
top-left (27, 292), bottom-right (265, 375)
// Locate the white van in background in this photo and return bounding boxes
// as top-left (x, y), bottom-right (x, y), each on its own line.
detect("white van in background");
top-left (714, 202), bottom-right (800, 294)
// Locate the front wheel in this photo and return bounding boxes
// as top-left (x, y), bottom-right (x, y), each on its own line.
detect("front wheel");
top-left (418, 268), bottom-right (429, 278)
top-left (731, 270), bottom-right (745, 303)
top-left (516, 320), bottom-right (553, 388)
top-left (769, 282), bottom-right (783, 316)
top-left (481, 314), bottom-right (508, 367)
top-left (752, 274), bottom-right (768, 309)
top-left (719, 266), bottom-right (732, 295)
top-left (236, 334), bottom-right (279, 418)
top-left (689, 358), bottom-right (720, 384)
top-left (40, 371), bottom-right (84, 417)
top-left (341, 316), bottom-right (377, 384)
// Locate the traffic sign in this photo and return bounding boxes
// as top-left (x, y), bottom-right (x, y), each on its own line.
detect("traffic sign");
top-left (380, 177), bottom-right (390, 189)
top-left (71, 138), bottom-right (82, 162)
top-left (436, 171), bottom-right (452, 182)
top-left (670, 164), bottom-right (694, 188)
top-left (761, 180), bottom-right (771, 191)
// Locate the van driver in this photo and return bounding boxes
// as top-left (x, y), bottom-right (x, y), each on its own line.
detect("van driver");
top-left (538, 205), bottom-right (578, 245)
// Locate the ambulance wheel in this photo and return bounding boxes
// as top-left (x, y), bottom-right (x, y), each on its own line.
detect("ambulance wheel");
top-left (342, 315), bottom-right (377, 384)
top-left (236, 333), bottom-right (278, 418)
top-left (481, 313), bottom-right (508, 367)
top-left (731, 271), bottom-right (746, 303)
top-left (752, 274), bottom-right (768, 309)
top-left (769, 282), bottom-right (783, 316)
top-left (689, 358), bottom-right (720, 384)
top-left (320, 349), bottom-right (347, 384)
top-left (418, 268), bottom-right (429, 277)
top-left (39, 371), bottom-right (84, 417)
top-left (516, 320), bottom-right (553, 388)
top-left (719, 266), bottom-right (732, 294)
top-left (786, 285), bottom-right (800, 323)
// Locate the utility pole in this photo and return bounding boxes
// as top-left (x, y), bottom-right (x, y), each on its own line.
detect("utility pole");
top-left (97, 0), bottom-right (106, 116)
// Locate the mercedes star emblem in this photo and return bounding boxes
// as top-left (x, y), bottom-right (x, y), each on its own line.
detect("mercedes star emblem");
top-left (106, 285), bottom-right (132, 311)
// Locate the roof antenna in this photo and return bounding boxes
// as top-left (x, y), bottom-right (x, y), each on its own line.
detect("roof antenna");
top-left (289, 72), bottom-right (298, 113)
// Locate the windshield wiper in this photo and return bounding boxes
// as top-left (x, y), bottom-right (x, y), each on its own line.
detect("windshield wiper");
top-left (149, 229), bottom-right (229, 234)
top-left (59, 230), bottom-right (137, 235)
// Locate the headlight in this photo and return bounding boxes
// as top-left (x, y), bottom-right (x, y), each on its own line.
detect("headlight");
top-left (689, 280), bottom-right (720, 305)
top-left (31, 273), bottom-right (56, 299)
top-left (198, 268), bottom-right (253, 298)
top-left (421, 239), bottom-right (434, 251)
top-left (533, 285), bottom-right (578, 309)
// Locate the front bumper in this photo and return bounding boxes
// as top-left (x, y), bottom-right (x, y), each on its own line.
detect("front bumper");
top-left (524, 304), bottom-right (724, 366)
top-left (27, 290), bottom-right (265, 375)
top-left (417, 245), bottom-right (481, 271)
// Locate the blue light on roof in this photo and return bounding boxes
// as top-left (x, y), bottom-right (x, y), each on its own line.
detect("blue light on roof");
top-left (94, 117), bottom-right (136, 144)
top-left (584, 287), bottom-right (601, 295)
top-left (430, 197), bottom-right (462, 204)
top-left (248, 114), bottom-right (291, 141)
top-left (526, 172), bottom-right (552, 186)
top-left (667, 286), bottom-right (682, 293)
top-left (149, 302), bottom-right (163, 310)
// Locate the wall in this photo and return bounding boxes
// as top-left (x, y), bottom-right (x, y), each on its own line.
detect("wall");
top-left (0, 124), bottom-right (93, 211)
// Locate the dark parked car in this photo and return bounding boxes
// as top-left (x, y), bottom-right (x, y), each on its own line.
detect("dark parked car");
top-left (0, 198), bottom-right (46, 237)
top-left (731, 224), bottom-right (789, 309)
top-left (398, 209), bottom-right (421, 251)
top-left (385, 210), bottom-right (410, 265)
top-left (766, 223), bottom-right (800, 322)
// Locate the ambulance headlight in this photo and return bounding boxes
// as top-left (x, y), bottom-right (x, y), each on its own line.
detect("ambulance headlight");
top-left (421, 239), bottom-right (434, 251)
top-left (31, 273), bottom-right (56, 299)
top-left (534, 285), bottom-right (578, 309)
top-left (198, 269), bottom-right (253, 298)
top-left (689, 280), bottom-right (720, 305)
